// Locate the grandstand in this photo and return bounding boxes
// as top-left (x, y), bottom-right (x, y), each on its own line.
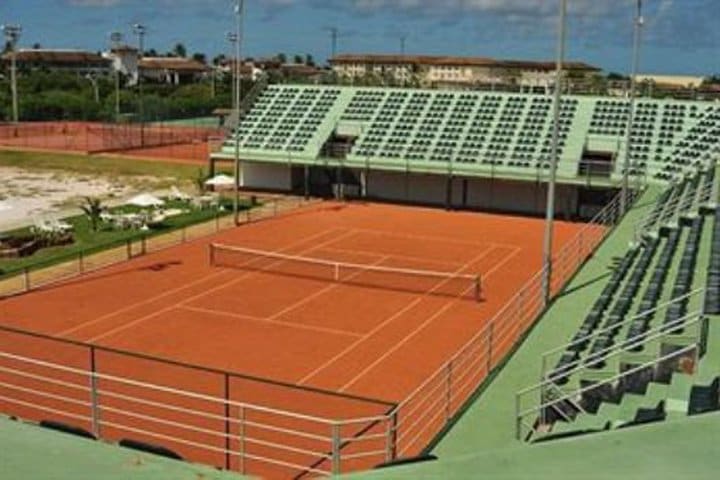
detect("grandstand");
top-left (211, 85), bottom-right (720, 217)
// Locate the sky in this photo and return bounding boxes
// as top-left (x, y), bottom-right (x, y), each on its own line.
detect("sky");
top-left (1, 0), bottom-right (718, 75)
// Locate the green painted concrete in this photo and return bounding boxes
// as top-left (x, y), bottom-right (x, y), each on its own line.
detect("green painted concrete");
top-left (0, 417), bottom-right (243, 480)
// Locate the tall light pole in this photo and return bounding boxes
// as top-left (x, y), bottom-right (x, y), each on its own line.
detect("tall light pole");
top-left (226, 32), bottom-right (238, 120)
top-left (621, 0), bottom-right (644, 215)
top-left (133, 23), bottom-right (146, 146)
top-left (541, 0), bottom-right (568, 306)
top-left (2, 24), bottom-right (22, 123)
top-left (233, 0), bottom-right (245, 225)
top-left (110, 31), bottom-right (123, 121)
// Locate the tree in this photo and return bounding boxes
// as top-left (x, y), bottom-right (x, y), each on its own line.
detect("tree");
top-left (293, 54), bottom-right (303, 65)
top-left (212, 54), bottom-right (227, 66)
top-left (192, 52), bottom-right (207, 64)
top-left (145, 48), bottom-right (159, 57)
top-left (305, 54), bottom-right (315, 67)
top-left (276, 53), bottom-right (287, 64)
top-left (80, 197), bottom-right (105, 232)
top-left (194, 168), bottom-right (208, 195)
top-left (173, 43), bottom-right (187, 58)
top-left (32, 43), bottom-right (42, 49)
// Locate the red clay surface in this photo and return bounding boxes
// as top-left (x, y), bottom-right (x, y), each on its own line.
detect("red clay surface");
top-left (0, 121), bottom-right (219, 160)
top-left (0, 202), bottom-right (589, 478)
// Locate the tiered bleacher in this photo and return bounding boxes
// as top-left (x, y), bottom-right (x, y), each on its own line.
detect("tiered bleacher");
top-left (532, 170), bottom-right (720, 440)
top-left (213, 85), bottom-right (720, 185)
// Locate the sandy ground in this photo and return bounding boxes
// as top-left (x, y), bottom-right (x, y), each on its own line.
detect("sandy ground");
top-left (0, 167), bottom-right (173, 231)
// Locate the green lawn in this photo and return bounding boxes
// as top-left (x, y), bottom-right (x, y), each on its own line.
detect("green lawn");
top-left (0, 150), bottom-right (231, 181)
top-left (0, 197), bottom-right (251, 277)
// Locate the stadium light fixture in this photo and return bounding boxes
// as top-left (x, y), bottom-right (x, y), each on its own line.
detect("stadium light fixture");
top-left (2, 24), bottom-right (22, 123)
top-left (541, 0), bottom-right (568, 306)
top-left (232, 0), bottom-right (245, 226)
top-left (621, 0), bottom-right (645, 215)
top-left (110, 31), bottom-right (124, 120)
top-left (133, 23), bottom-right (147, 146)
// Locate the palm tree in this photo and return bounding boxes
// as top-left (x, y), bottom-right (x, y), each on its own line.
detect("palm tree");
top-left (80, 197), bottom-right (104, 232)
top-left (194, 168), bottom-right (208, 195)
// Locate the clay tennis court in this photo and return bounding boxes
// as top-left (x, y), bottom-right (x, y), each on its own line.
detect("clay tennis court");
top-left (0, 121), bottom-right (219, 160)
top-left (0, 201), bottom-right (591, 478)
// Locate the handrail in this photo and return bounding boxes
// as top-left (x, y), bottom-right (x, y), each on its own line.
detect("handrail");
top-left (540, 288), bottom-right (704, 367)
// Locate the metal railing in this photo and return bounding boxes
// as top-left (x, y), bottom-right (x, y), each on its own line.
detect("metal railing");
top-left (0, 325), bottom-right (395, 478)
top-left (515, 297), bottom-right (707, 441)
top-left (0, 189), bottom-right (632, 475)
top-left (0, 196), bottom-right (318, 299)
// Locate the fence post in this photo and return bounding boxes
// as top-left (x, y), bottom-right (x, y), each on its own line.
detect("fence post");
top-left (89, 346), bottom-right (100, 438)
top-left (331, 423), bottom-right (341, 475)
top-left (239, 405), bottom-right (246, 475)
top-left (141, 235), bottom-right (147, 255)
top-left (23, 267), bottom-right (30, 292)
top-left (126, 239), bottom-right (132, 260)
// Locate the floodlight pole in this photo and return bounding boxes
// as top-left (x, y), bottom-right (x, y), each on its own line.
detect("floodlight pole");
top-left (133, 23), bottom-right (146, 146)
top-left (110, 31), bottom-right (123, 121)
top-left (233, 0), bottom-right (245, 225)
top-left (227, 32), bottom-right (238, 110)
top-left (2, 24), bottom-right (22, 123)
top-left (541, 0), bottom-right (567, 306)
top-left (621, 0), bottom-right (644, 216)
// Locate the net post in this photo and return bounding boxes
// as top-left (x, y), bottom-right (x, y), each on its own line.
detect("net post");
top-left (209, 244), bottom-right (216, 267)
top-left (475, 275), bottom-right (482, 302)
top-left (334, 262), bottom-right (340, 282)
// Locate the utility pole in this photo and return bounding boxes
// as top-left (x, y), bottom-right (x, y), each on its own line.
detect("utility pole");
top-left (2, 24), bottom-right (22, 123)
top-left (233, 0), bottom-right (245, 225)
top-left (133, 23), bottom-right (146, 146)
top-left (621, 0), bottom-right (644, 215)
top-left (328, 27), bottom-right (339, 60)
top-left (541, 0), bottom-right (567, 306)
top-left (110, 31), bottom-right (123, 121)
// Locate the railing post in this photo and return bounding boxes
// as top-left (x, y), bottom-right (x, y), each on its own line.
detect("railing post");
top-left (445, 363), bottom-right (452, 421)
top-left (385, 410), bottom-right (398, 463)
top-left (224, 373), bottom-right (231, 471)
top-left (89, 346), bottom-right (100, 438)
top-left (331, 423), bottom-right (341, 475)
top-left (486, 323), bottom-right (494, 374)
top-left (515, 392), bottom-right (521, 440)
top-left (239, 405), bottom-right (246, 475)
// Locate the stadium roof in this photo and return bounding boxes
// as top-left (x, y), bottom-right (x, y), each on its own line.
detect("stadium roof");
top-left (330, 54), bottom-right (600, 71)
top-left (1, 49), bottom-right (110, 65)
top-left (138, 57), bottom-right (209, 73)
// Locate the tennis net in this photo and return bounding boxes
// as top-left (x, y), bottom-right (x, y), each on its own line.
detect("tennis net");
top-left (209, 243), bottom-right (482, 301)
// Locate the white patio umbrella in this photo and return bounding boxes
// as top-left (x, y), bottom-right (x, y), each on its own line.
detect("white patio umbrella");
top-left (204, 174), bottom-right (235, 189)
top-left (127, 193), bottom-right (165, 208)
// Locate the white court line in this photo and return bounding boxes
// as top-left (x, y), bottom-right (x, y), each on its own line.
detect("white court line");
top-left (58, 227), bottom-right (340, 337)
top-left (348, 227), bottom-right (518, 250)
top-left (320, 246), bottom-right (463, 270)
top-left (297, 245), bottom-right (496, 386)
top-left (85, 229), bottom-right (357, 343)
top-left (261, 255), bottom-right (391, 324)
top-left (339, 245), bottom-right (522, 392)
top-left (179, 305), bottom-right (363, 339)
